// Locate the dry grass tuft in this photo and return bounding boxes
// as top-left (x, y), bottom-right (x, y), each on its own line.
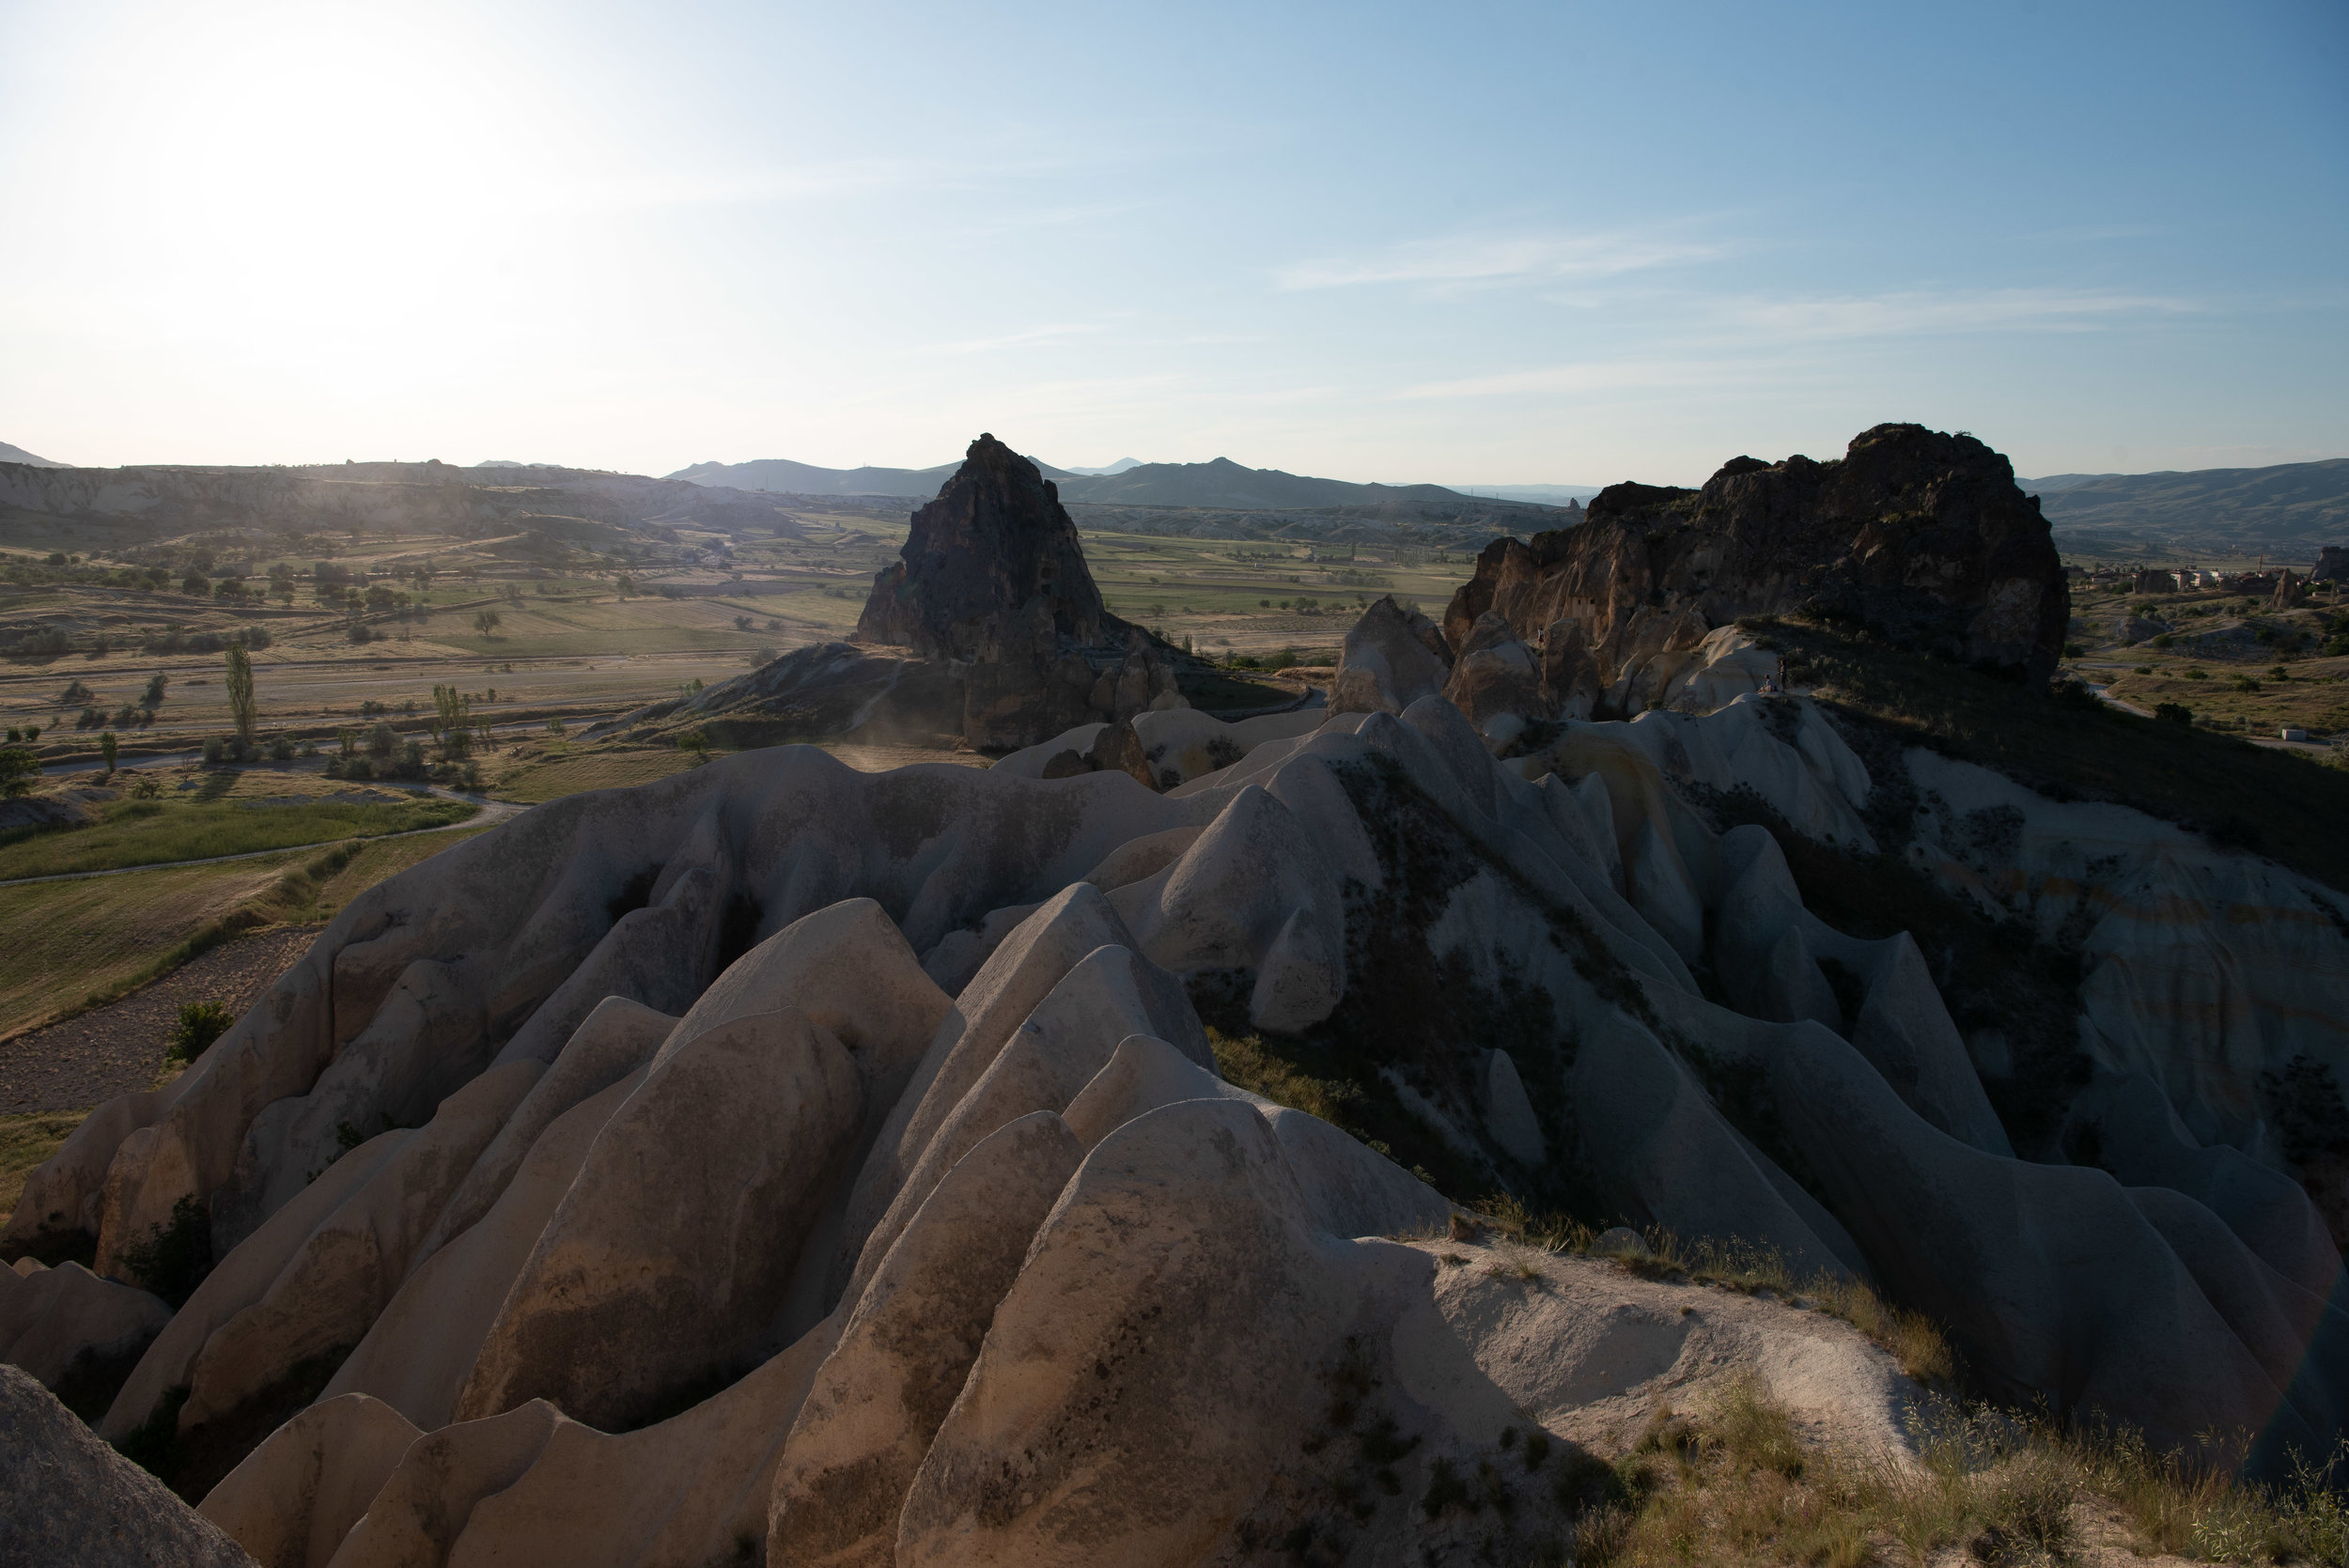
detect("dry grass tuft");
top-left (1567, 1381), bottom-right (2349, 1568)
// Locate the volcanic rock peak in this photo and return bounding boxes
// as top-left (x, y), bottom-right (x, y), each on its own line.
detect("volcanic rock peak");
top-left (853, 433), bottom-right (1112, 660)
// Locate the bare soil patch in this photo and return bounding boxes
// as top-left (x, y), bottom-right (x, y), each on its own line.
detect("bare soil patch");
top-left (0, 924), bottom-right (321, 1114)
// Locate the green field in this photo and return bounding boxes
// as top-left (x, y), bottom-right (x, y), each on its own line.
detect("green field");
top-left (0, 789), bottom-right (476, 880)
top-left (0, 826), bottom-right (491, 1040)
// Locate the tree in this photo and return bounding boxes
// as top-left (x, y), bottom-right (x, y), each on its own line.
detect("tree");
top-left (225, 644), bottom-right (257, 746)
top-left (100, 730), bottom-right (117, 774)
top-left (474, 609), bottom-right (502, 638)
top-left (0, 747), bottom-right (35, 798)
top-left (142, 672), bottom-right (168, 707)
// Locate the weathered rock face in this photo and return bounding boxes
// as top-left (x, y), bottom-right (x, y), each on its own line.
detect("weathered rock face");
top-left (2314, 547), bottom-right (2347, 584)
top-left (855, 434), bottom-right (1111, 660)
top-left (1444, 425), bottom-right (2072, 712)
top-left (9, 673), bottom-right (2348, 1560)
top-left (0, 1365), bottom-right (256, 1567)
top-left (832, 434), bottom-right (1190, 751)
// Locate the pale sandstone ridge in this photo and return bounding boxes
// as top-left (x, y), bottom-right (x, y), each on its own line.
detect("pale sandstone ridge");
top-left (2, 425), bottom-right (2341, 1564)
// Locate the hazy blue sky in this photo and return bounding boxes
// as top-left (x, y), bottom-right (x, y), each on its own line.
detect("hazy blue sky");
top-left (2, 0), bottom-right (2342, 484)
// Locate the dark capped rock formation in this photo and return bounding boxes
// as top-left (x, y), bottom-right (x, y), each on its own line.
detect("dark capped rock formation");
top-left (1443, 424), bottom-right (2072, 706)
top-left (2313, 547), bottom-right (2347, 584)
top-left (855, 433), bottom-right (1112, 660)
top-left (850, 434), bottom-right (1190, 750)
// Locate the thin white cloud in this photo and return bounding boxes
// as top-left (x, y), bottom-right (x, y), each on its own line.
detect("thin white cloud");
top-left (1393, 287), bottom-right (2205, 400)
top-left (1722, 286), bottom-right (2200, 340)
top-left (1275, 231), bottom-right (1727, 291)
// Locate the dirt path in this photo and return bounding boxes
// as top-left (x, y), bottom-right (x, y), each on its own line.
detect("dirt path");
top-left (0, 924), bottom-right (324, 1114)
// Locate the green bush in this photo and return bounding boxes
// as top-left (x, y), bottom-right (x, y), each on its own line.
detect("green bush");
top-left (2155, 703), bottom-right (2193, 724)
top-left (165, 1000), bottom-right (235, 1065)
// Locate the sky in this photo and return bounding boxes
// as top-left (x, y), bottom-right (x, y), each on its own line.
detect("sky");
top-left (1, 0), bottom-right (2343, 487)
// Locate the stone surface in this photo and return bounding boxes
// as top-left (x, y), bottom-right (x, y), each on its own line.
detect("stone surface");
top-left (456, 1008), bottom-right (861, 1430)
top-left (0, 1255), bottom-right (169, 1388)
top-left (200, 1394), bottom-right (423, 1568)
top-left (1330, 593), bottom-right (1454, 715)
top-left (10, 683), bottom-right (2347, 1561)
top-left (1443, 424), bottom-right (2071, 707)
top-left (770, 1111), bottom-right (1083, 1568)
top-left (0, 1363), bottom-right (255, 1567)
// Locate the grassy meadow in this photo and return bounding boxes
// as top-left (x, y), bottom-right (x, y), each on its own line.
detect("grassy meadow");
top-left (0, 772), bottom-right (475, 880)
top-left (0, 826), bottom-right (490, 1041)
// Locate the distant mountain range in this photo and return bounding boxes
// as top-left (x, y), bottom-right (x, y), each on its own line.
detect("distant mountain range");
top-left (0, 441), bottom-right (61, 467)
top-left (668, 452), bottom-right (1569, 512)
top-left (2019, 458), bottom-right (2349, 560)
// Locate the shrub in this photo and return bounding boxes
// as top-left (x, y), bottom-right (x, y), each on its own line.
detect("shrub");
top-left (2155, 703), bottom-right (2193, 723)
top-left (2151, 632), bottom-right (2174, 647)
top-left (164, 1000), bottom-right (235, 1065)
top-left (117, 1194), bottom-right (211, 1307)
top-left (200, 736), bottom-right (226, 765)
top-left (269, 735), bottom-right (295, 761)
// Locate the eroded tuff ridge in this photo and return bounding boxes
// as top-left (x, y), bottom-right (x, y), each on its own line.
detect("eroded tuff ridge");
top-left (5, 672), bottom-right (2346, 1565)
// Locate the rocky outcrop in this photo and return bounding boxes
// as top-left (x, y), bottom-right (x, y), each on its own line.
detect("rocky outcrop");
top-left (1443, 425), bottom-right (2071, 716)
top-left (2314, 547), bottom-right (2347, 584)
top-left (8, 676), bottom-right (2347, 1559)
top-left (605, 434), bottom-right (1186, 753)
top-left (1330, 593), bottom-right (1453, 715)
top-left (854, 434), bottom-right (1110, 659)
top-left (848, 434), bottom-right (1189, 750)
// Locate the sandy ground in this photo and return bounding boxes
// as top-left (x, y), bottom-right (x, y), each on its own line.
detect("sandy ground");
top-left (0, 924), bottom-right (322, 1114)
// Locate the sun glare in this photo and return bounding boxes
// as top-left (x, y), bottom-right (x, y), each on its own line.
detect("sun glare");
top-left (23, 2), bottom-right (588, 374)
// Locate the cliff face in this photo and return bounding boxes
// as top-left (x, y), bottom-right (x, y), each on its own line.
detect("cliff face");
top-left (854, 434), bottom-right (1111, 660)
top-left (1444, 425), bottom-right (2071, 702)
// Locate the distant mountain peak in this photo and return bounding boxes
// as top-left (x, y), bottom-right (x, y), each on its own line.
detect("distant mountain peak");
top-left (0, 440), bottom-right (63, 467)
